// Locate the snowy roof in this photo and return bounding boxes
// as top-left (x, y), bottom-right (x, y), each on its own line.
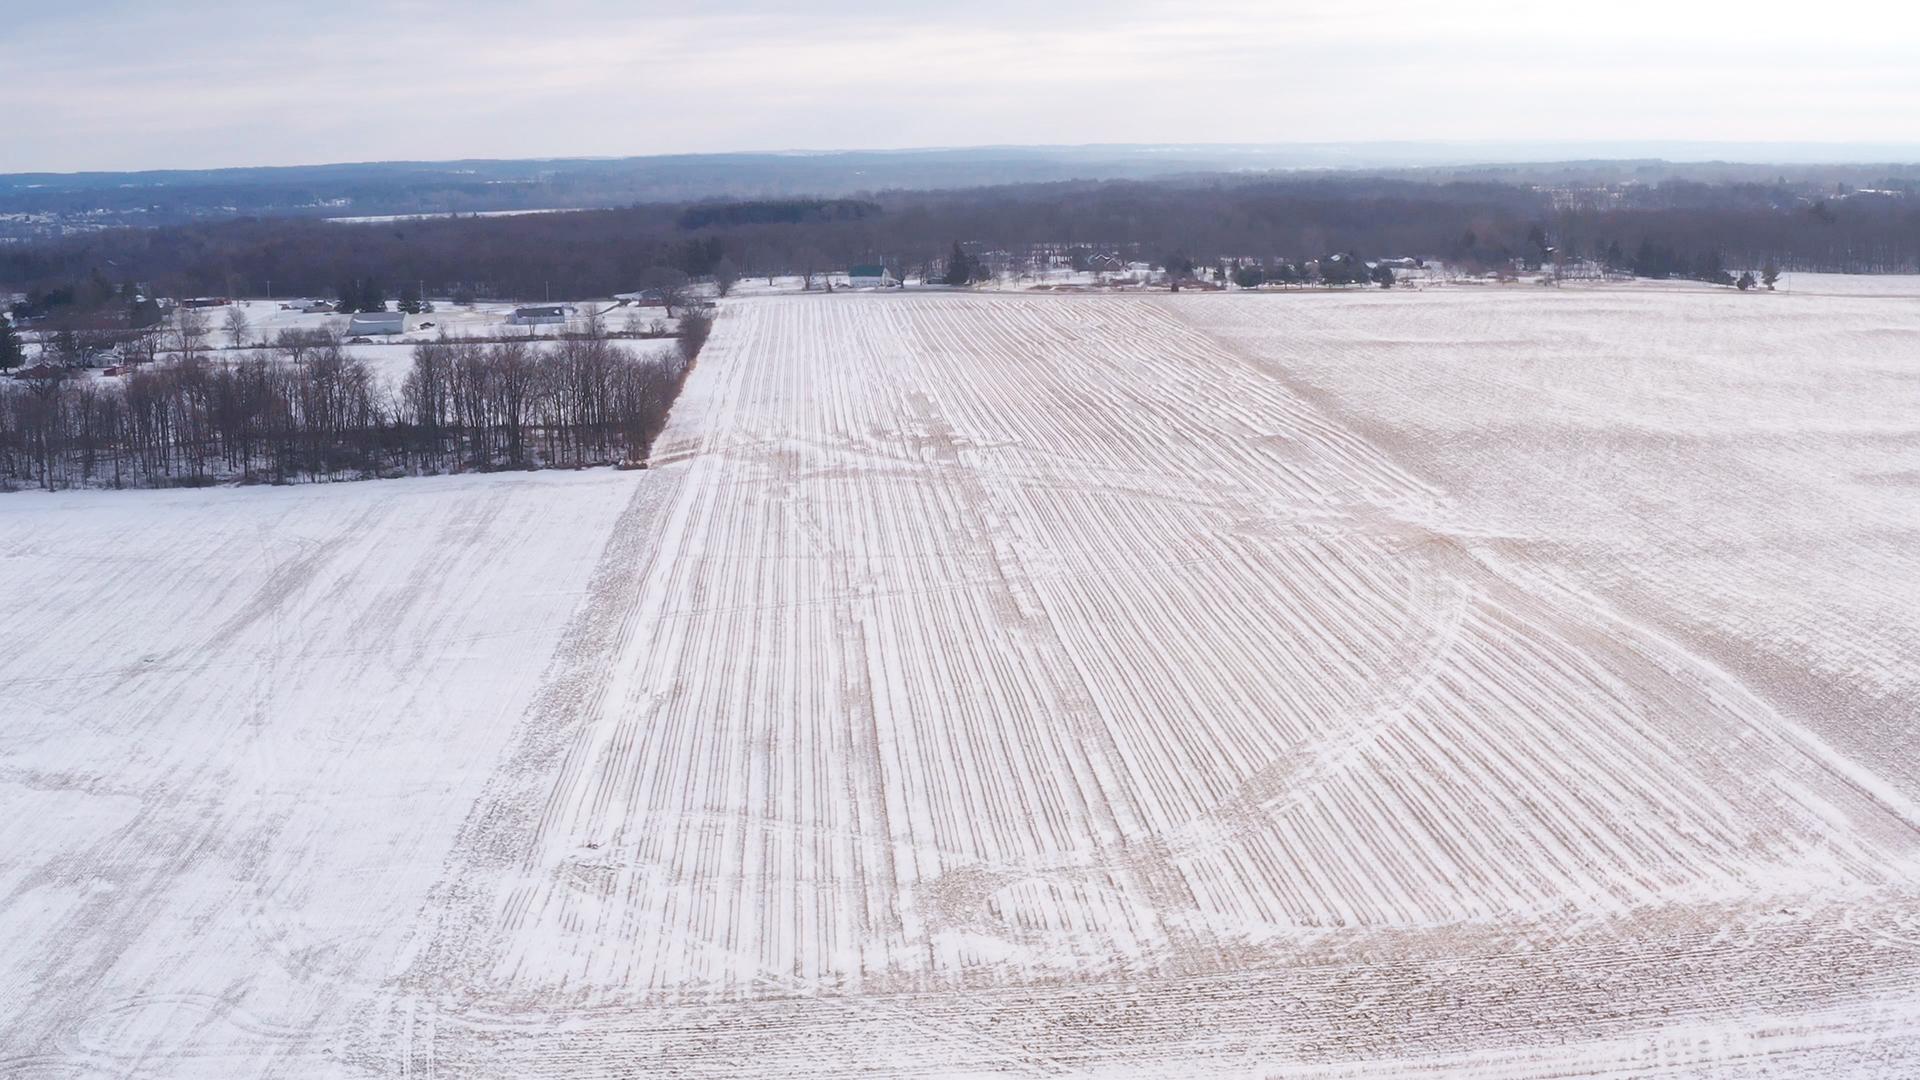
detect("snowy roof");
top-left (347, 312), bottom-right (405, 332)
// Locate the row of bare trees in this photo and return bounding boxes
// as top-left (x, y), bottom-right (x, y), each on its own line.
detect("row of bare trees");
top-left (0, 314), bottom-right (711, 491)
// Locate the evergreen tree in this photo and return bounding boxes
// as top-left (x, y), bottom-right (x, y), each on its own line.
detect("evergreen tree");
top-left (944, 242), bottom-right (972, 286)
top-left (1692, 251), bottom-right (1733, 287)
top-left (358, 279), bottom-right (386, 313)
top-left (1319, 252), bottom-right (1365, 286)
top-left (1370, 263), bottom-right (1395, 288)
top-left (0, 317), bottom-right (23, 373)
top-left (1762, 262), bottom-right (1781, 290)
top-left (1737, 271), bottom-right (1756, 291)
top-left (398, 281), bottom-right (423, 314)
top-left (1633, 240), bottom-right (1678, 279)
top-left (335, 280), bottom-right (360, 314)
top-left (1524, 224), bottom-right (1550, 269)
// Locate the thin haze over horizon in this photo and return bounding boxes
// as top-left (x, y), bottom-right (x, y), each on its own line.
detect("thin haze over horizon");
top-left (6, 0), bottom-right (1919, 173)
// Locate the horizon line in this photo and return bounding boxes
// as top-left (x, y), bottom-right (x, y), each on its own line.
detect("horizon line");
top-left (10, 139), bottom-right (1920, 180)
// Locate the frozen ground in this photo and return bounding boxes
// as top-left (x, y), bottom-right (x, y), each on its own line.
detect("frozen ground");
top-left (3, 285), bottom-right (1919, 1077)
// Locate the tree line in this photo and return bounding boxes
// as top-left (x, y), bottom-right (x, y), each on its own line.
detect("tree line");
top-left (0, 312), bottom-right (711, 491)
top-left (5, 175), bottom-right (1915, 314)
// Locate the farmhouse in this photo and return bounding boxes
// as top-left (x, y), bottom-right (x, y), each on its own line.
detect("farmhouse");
top-left (848, 264), bottom-right (898, 288)
top-left (346, 311), bottom-right (406, 335)
top-left (509, 304), bottom-right (574, 326)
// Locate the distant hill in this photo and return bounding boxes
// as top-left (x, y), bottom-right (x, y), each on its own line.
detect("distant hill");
top-left (6, 142), bottom-right (1920, 234)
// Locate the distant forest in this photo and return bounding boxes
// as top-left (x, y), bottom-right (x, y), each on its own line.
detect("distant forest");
top-left (4, 173), bottom-right (1918, 308)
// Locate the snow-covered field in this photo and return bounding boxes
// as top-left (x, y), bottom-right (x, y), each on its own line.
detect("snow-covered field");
top-left (0, 470), bottom-right (668, 1076)
top-left (118, 299), bottom-right (684, 389)
top-left (4, 284), bottom-right (1919, 1077)
top-left (190, 297), bottom-right (674, 348)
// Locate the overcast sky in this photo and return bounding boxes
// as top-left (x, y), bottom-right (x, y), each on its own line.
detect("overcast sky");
top-left (6, 0), bottom-right (1917, 172)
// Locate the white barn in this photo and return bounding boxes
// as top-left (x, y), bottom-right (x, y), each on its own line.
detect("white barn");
top-left (509, 305), bottom-right (574, 326)
top-left (848, 264), bottom-right (898, 288)
top-left (346, 312), bottom-right (406, 336)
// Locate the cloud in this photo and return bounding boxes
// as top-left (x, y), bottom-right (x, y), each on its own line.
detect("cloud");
top-left (3, 0), bottom-right (1916, 171)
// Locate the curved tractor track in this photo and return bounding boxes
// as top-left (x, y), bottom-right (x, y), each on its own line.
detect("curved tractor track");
top-left (389, 293), bottom-right (1920, 1076)
top-left (4, 288), bottom-right (1918, 1078)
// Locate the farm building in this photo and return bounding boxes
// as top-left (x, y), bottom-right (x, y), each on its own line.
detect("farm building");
top-left (848, 265), bottom-right (898, 288)
top-left (346, 312), bottom-right (406, 336)
top-left (508, 305), bottom-right (574, 326)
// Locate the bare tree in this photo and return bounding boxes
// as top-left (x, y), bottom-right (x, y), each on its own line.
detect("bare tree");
top-left (0, 316), bottom-right (720, 489)
top-left (223, 306), bottom-right (252, 349)
top-left (639, 267), bottom-right (691, 318)
top-left (796, 247), bottom-right (829, 291)
top-left (19, 365), bottom-right (70, 489)
top-left (677, 310), bottom-right (712, 365)
top-left (173, 309), bottom-right (210, 364)
top-left (491, 341), bottom-right (536, 465)
top-left (712, 256), bottom-right (740, 298)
